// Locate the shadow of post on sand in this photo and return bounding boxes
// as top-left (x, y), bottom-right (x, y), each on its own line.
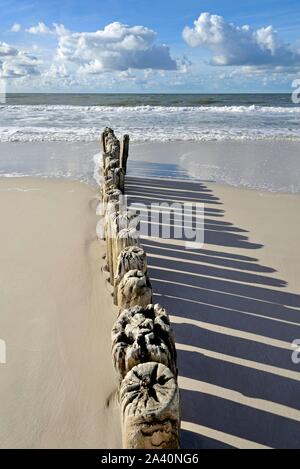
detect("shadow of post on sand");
top-left (125, 160), bottom-right (300, 449)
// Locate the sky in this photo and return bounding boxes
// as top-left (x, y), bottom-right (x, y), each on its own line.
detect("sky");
top-left (0, 0), bottom-right (300, 92)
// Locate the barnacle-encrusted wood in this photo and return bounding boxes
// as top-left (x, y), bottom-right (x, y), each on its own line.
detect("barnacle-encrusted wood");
top-left (112, 304), bottom-right (177, 380)
top-left (117, 269), bottom-right (152, 309)
top-left (120, 362), bottom-right (180, 449)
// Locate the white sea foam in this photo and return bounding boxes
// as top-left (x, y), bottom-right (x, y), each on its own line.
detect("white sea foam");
top-left (0, 104), bottom-right (299, 142)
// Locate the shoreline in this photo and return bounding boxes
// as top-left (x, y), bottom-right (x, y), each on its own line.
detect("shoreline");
top-left (1, 140), bottom-right (299, 193)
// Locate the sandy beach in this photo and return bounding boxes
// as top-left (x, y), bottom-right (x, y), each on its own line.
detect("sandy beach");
top-left (125, 175), bottom-right (300, 449)
top-left (0, 177), bottom-right (121, 449)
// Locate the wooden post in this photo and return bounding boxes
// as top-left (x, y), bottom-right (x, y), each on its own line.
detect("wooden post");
top-left (104, 158), bottom-right (119, 177)
top-left (112, 304), bottom-right (177, 381)
top-left (114, 227), bottom-right (139, 273)
top-left (120, 362), bottom-right (180, 449)
top-left (100, 128), bottom-right (181, 450)
top-left (116, 269), bottom-right (152, 309)
top-left (103, 187), bottom-right (122, 205)
top-left (114, 246), bottom-right (147, 303)
top-left (120, 134), bottom-right (130, 173)
top-left (101, 131), bottom-right (106, 154)
top-left (105, 202), bottom-right (119, 284)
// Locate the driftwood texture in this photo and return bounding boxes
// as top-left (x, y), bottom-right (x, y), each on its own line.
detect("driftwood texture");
top-left (105, 202), bottom-right (119, 283)
top-left (103, 187), bottom-right (121, 205)
top-left (114, 246), bottom-right (147, 304)
top-left (102, 127), bottom-right (120, 159)
top-left (112, 303), bottom-right (177, 380)
top-left (114, 228), bottom-right (139, 280)
top-left (120, 134), bottom-right (130, 173)
top-left (106, 210), bottom-right (139, 285)
top-left (117, 269), bottom-right (152, 309)
top-left (120, 362), bottom-right (180, 449)
top-left (102, 128), bottom-right (129, 176)
top-left (115, 246), bottom-right (147, 281)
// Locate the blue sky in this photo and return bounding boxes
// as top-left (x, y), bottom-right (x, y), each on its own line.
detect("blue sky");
top-left (0, 0), bottom-right (300, 92)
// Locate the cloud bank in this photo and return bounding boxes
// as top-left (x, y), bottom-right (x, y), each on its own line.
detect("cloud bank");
top-left (183, 12), bottom-right (300, 68)
top-left (0, 42), bottom-right (39, 78)
top-left (27, 21), bottom-right (177, 72)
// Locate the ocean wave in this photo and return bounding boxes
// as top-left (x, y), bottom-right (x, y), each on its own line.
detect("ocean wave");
top-left (0, 126), bottom-right (299, 143)
top-left (0, 103), bottom-right (299, 143)
top-left (1, 104), bottom-right (300, 113)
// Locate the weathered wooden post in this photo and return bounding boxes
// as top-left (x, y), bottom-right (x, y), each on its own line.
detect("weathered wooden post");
top-left (117, 269), bottom-right (152, 309)
top-left (103, 187), bottom-right (122, 205)
top-left (120, 134), bottom-right (130, 173)
top-left (120, 362), bottom-right (180, 449)
top-left (114, 246), bottom-right (147, 303)
top-left (101, 130), bottom-right (106, 154)
top-left (115, 246), bottom-right (147, 277)
top-left (114, 227), bottom-right (139, 279)
top-left (103, 127), bottom-right (120, 159)
top-left (112, 304), bottom-right (177, 380)
top-left (105, 202), bottom-right (119, 283)
top-left (100, 127), bottom-right (181, 450)
top-left (110, 167), bottom-right (125, 193)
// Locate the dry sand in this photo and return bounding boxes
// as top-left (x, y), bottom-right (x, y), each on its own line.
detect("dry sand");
top-left (0, 177), bottom-right (121, 449)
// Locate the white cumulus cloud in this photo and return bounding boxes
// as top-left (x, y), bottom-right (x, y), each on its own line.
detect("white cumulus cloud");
top-left (26, 22), bottom-right (52, 35)
top-left (183, 12), bottom-right (300, 68)
top-left (0, 42), bottom-right (40, 78)
top-left (27, 21), bottom-right (177, 71)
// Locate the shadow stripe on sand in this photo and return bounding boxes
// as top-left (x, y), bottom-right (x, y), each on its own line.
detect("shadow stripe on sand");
top-left (181, 421), bottom-right (270, 449)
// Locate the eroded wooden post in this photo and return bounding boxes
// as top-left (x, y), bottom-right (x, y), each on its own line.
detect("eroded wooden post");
top-left (117, 269), bottom-right (152, 309)
top-left (120, 134), bottom-right (130, 173)
top-left (114, 227), bottom-right (139, 277)
top-left (101, 127), bottom-right (181, 450)
top-left (112, 304), bottom-right (177, 381)
top-left (105, 202), bottom-right (119, 283)
top-left (120, 362), bottom-right (180, 449)
top-left (101, 130), bottom-right (106, 154)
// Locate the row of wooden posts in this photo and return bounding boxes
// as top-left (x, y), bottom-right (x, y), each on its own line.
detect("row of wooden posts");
top-left (100, 127), bottom-right (181, 449)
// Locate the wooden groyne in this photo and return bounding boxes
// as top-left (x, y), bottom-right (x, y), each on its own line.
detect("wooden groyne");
top-left (99, 127), bottom-right (181, 449)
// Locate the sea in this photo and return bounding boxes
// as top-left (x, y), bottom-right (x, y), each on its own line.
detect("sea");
top-left (0, 93), bottom-right (299, 143)
top-left (0, 94), bottom-right (299, 192)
